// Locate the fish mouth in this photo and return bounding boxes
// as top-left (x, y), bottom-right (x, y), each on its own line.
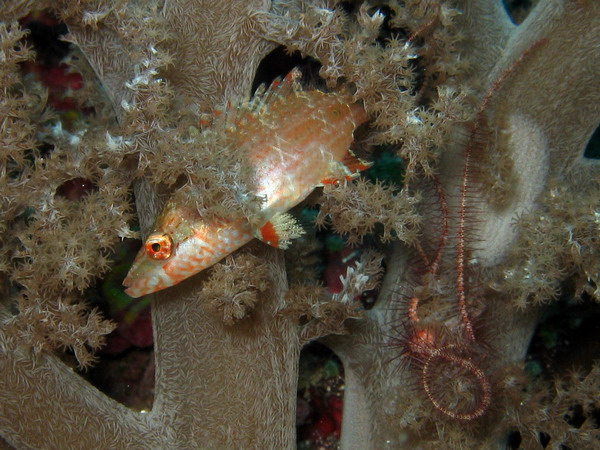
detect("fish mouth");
top-left (122, 263), bottom-right (165, 298)
top-left (122, 273), bottom-right (148, 298)
top-left (122, 284), bottom-right (140, 298)
top-left (122, 244), bottom-right (169, 297)
top-left (122, 257), bottom-right (145, 298)
top-left (122, 273), bottom-right (168, 298)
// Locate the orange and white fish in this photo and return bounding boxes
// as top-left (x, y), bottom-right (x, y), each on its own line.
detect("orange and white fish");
top-left (123, 69), bottom-right (369, 298)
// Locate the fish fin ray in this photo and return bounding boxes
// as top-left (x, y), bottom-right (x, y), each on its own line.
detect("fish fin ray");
top-left (254, 212), bottom-right (305, 249)
top-left (199, 68), bottom-right (304, 136)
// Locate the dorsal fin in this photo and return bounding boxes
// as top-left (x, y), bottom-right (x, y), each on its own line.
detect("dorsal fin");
top-left (198, 68), bottom-right (303, 132)
top-left (265, 69), bottom-right (303, 100)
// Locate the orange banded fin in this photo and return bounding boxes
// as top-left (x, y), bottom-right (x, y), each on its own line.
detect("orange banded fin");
top-left (255, 212), bottom-right (305, 249)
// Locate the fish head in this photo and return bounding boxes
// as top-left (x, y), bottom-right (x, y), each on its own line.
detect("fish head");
top-left (123, 202), bottom-right (204, 298)
top-left (123, 200), bottom-right (253, 298)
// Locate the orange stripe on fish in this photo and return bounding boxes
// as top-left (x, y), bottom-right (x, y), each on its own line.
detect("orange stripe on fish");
top-left (123, 68), bottom-right (370, 298)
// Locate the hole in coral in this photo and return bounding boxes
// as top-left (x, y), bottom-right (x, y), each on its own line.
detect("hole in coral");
top-left (83, 345), bottom-right (155, 411)
top-left (590, 404), bottom-right (600, 428)
top-left (337, 1), bottom-right (357, 15)
top-left (506, 429), bottom-right (522, 449)
top-left (538, 431), bottom-right (551, 448)
top-left (502, 0), bottom-right (540, 24)
top-left (55, 177), bottom-right (98, 201)
top-left (526, 291), bottom-right (600, 380)
top-left (20, 11), bottom-right (70, 63)
top-left (297, 341), bottom-right (345, 449)
top-left (251, 45), bottom-right (321, 95)
top-left (583, 123), bottom-right (600, 159)
top-left (564, 404), bottom-right (586, 429)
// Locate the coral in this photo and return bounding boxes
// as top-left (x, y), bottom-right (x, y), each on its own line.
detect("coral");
top-left (0, 0), bottom-right (599, 448)
top-left (317, 178), bottom-right (421, 244)
top-left (203, 251), bottom-right (271, 326)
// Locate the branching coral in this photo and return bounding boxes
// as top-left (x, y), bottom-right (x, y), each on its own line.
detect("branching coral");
top-left (0, 0), bottom-right (599, 448)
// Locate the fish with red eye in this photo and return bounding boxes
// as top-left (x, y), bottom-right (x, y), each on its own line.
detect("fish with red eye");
top-left (123, 69), bottom-right (370, 298)
top-left (144, 234), bottom-right (173, 260)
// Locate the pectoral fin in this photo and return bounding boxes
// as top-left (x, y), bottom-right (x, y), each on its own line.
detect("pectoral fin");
top-left (320, 149), bottom-right (372, 185)
top-left (255, 212), bottom-right (305, 249)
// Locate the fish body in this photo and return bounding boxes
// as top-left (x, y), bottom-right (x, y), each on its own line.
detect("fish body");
top-left (123, 70), bottom-right (368, 298)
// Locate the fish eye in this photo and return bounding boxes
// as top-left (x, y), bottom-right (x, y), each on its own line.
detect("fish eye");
top-left (331, 107), bottom-right (341, 118)
top-left (145, 233), bottom-right (174, 260)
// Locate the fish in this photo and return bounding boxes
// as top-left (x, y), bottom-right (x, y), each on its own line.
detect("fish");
top-left (123, 69), bottom-right (369, 298)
